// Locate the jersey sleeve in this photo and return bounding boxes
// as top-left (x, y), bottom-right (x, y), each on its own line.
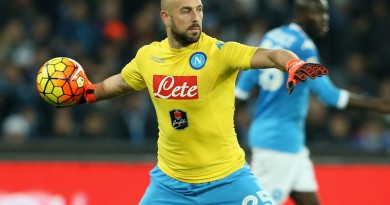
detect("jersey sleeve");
top-left (235, 70), bottom-right (259, 100)
top-left (220, 42), bottom-right (257, 71)
top-left (121, 49), bottom-right (147, 91)
top-left (307, 75), bottom-right (349, 109)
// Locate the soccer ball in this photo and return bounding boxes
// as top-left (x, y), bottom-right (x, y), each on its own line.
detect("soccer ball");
top-left (36, 57), bottom-right (86, 107)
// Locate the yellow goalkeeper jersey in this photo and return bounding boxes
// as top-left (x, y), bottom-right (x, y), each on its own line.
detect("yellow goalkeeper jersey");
top-left (121, 33), bottom-right (257, 183)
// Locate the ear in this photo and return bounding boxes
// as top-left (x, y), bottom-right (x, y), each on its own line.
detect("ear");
top-left (160, 11), bottom-right (170, 26)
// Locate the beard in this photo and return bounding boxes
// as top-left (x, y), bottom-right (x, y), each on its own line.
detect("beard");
top-left (170, 19), bottom-right (201, 46)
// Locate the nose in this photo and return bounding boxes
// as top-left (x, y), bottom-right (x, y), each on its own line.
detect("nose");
top-left (192, 10), bottom-right (201, 23)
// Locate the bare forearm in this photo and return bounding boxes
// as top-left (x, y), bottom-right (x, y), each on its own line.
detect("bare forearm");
top-left (94, 74), bottom-right (135, 100)
top-left (347, 93), bottom-right (390, 113)
top-left (250, 48), bottom-right (299, 71)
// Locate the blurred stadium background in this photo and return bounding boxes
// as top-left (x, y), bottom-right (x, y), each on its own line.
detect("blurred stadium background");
top-left (0, 0), bottom-right (389, 204)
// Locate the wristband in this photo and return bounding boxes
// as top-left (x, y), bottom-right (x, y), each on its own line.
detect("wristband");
top-left (286, 59), bottom-right (305, 72)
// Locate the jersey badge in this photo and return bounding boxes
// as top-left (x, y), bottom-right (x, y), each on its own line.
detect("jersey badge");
top-left (189, 52), bottom-right (207, 70)
top-left (169, 109), bottom-right (188, 130)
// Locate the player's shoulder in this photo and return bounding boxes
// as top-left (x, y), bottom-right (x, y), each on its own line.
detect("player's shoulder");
top-left (270, 24), bottom-right (316, 51)
top-left (271, 24), bottom-right (306, 40)
top-left (286, 23), bottom-right (316, 48)
top-left (202, 34), bottom-right (250, 52)
top-left (199, 33), bottom-right (227, 50)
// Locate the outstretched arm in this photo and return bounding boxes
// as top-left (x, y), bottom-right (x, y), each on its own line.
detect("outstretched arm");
top-left (83, 74), bottom-right (136, 103)
top-left (250, 48), bottom-right (328, 94)
top-left (309, 76), bottom-right (390, 113)
top-left (94, 74), bottom-right (136, 100)
top-left (250, 48), bottom-right (298, 72)
top-left (348, 93), bottom-right (390, 113)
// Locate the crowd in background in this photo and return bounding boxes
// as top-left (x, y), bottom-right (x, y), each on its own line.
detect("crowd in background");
top-left (0, 0), bottom-right (389, 153)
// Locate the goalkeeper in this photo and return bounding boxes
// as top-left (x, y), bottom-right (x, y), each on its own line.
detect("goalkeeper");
top-left (235, 0), bottom-right (390, 204)
top-left (80, 0), bottom-right (329, 204)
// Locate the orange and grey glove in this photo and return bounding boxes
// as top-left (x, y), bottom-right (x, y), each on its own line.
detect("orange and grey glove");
top-left (286, 59), bottom-right (329, 94)
top-left (79, 78), bottom-right (98, 104)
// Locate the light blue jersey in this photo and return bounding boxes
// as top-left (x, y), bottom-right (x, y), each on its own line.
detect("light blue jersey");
top-left (235, 23), bottom-right (349, 153)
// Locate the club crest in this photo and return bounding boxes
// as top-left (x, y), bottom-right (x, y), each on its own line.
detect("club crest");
top-left (189, 52), bottom-right (207, 70)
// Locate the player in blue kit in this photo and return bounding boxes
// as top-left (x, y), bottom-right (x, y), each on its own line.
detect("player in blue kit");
top-left (235, 0), bottom-right (390, 204)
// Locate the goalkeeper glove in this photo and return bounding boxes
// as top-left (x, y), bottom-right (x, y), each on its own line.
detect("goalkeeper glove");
top-left (79, 77), bottom-right (98, 104)
top-left (286, 59), bottom-right (329, 94)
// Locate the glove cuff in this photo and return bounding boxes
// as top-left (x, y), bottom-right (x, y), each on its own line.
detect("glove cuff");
top-left (286, 59), bottom-right (305, 72)
top-left (84, 83), bottom-right (98, 103)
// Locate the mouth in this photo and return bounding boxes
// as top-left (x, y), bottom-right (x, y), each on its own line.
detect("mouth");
top-left (188, 25), bottom-right (201, 32)
top-left (323, 25), bottom-right (329, 32)
top-left (322, 22), bottom-right (329, 31)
